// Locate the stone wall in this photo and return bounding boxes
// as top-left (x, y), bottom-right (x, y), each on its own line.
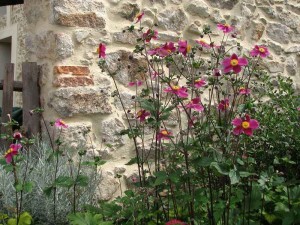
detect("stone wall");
top-left (19, 0), bottom-right (300, 199)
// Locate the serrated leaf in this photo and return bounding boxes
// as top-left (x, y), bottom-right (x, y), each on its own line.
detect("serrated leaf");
top-left (154, 171), bottom-right (167, 186)
top-left (55, 176), bottom-right (74, 188)
top-left (43, 186), bottom-right (54, 197)
top-left (23, 182), bottom-right (34, 193)
top-left (15, 183), bottom-right (23, 192)
top-left (76, 175), bottom-right (89, 187)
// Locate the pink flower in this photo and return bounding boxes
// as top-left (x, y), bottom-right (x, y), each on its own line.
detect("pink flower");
top-left (157, 129), bottom-right (172, 140)
top-left (166, 219), bottom-right (186, 225)
top-left (297, 107), bottom-right (300, 111)
top-left (218, 99), bottom-right (229, 111)
top-left (194, 79), bottom-right (207, 88)
top-left (97, 43), bottom-right (106, 58)
top-left (137, 109), bottom-right (150, 122)
top-left (222, 53), bottom-right (248, 74)
top-left (55, 119), bottom-right (68, 129)
top-left (232, 114), bottom-right (259, 136)
top-left (196, 39), bottom-right (211, 48)
top-left (164, 85), bottom-right (188, 98)
top-left (135, 11), bottom-right (144, 23)
top-left (13, 132), bottom-right (22, 140)
top-left (128, 80), bottom-right (143, 87)
top-left (217, 23), bottom-right (234, 33)
top-left (148, 42), bottom-right (176, 57)
top-left (143, 29), bottom-right (158, 42)
top-left (250, 45), bottom-right (270, 58)
top-left (213, 68), bottom-right (222, 77)
top-left (239, 87), bottom-right (251, 95)
top-left (178, 40), bottom-right (191, 56)
top-left (185, 97), bottom-right (204, 112)
top-left (4, 144), bottom-right (22, 164)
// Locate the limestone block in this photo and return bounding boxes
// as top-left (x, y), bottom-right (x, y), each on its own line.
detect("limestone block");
top-left (185, 0), bottom-right (210, 18)
top-left (105, 50), bottom-right (148, 85)
top-left (34, 31), bottom-right (56, 59)
top-left (251, 21), bottom-right (265, 42)
top-left (266, 23), bottom-right (291, 44)
top-left (157, 9), bottom-right (188, 32)
top-left (206, 0), bottom-right (239, 10)
top-left (49, 86), bottom-right (112, 117)
top-left (114, 92), bottom-right (136, 111)
top-left (264, 61), bottom-right (284, 73)
top-left (112, 30), bottom-right (140, 45)
top-left (55, 33), bottom-right (74, 59)
top-left (119, 3), bottom-right (140, 21)
top-left (74, 29), bottom-right (91, 43)
top-left (285, 46), bottom-right (300, 53)
top-left (101, 118), bottom-right (126, 147)
top-left (267, 41), bottom-right (283, 55)
top-left (286, 56), bottom-right (297, 76)
top-left (98, 170), bottom-right (119, 200)
top-left (52, 0), bottom-right (106, 28)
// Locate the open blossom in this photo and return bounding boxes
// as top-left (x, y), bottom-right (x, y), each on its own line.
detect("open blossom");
top-left (164, 85), bottom-right (188, 98)
top-left (232, 114), bottom-right (259, 136)
top-left (143, 29), bottom-right (158, 42)
top-left (196, 39), bottom-right (211, 48)
top-left (217, 23), bottom-right (234, 33)
top-left (55, 119), bottom-right (68, 129)
top-left (218, 99), bottom-right (229, 111)
top-left (137, 109), bottom-right (150, 122)
top-left (222, 53), bottom-right (248, 74)
top-left (135, 11), bottom-right (144, 23)
top-left (194, 79), bottom-right (207, 88)
top-left (157, 129), bottom-right (172, 140)
top-left (185, 97), bottom-right (204, 112)
top-left (4, 144), bottom-right (22, 164)
top-left (148, 42), bottom-right (176, 57)
top-left (250, 45), bottom-right (270, 58)
top-left (128, 80), bottom-right (143, 87)
top-left (166, 219), bottom-right (186, 225)
top-left (178, 40), bottom-right (191, 56)
top-left (239, 87), bottom-right (251, 95)
top-left (97, 43), bottom-right (106, 58)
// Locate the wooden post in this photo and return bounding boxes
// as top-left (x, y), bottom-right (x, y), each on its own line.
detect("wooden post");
top-left (22, 62), bottom-right (41, 137)
top-left (1, 63), bottom-right (14, 133)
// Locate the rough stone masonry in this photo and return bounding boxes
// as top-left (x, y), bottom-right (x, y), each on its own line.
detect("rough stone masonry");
top-left (4, 0), bottom-right (300, 200)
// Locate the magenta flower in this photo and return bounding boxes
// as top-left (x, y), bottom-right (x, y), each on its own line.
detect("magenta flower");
top-left (136, 109), bottom-right (150, 122)
top-left (250, 45), bottom-right (270, 58)
top-left (178, 40), bottom-right (191, 56)
top-left (218, 99), bottom-right (229, 111)
top-left (135, 11), bottom-right (144, 23)
top-left (222, 53), bottom-right (248, 74)
top-left (194, 79), bottom-right (207, 88)
top-left (185, 97), bottom-right (204, 112)
top-left (164, 85), bottom-right (188, 98)
top-left (166, 219), bottom-right (186, 225)
top-left (297, 107), bottom-right (300, 111)
top-left (143, 29), bottom-right (158, 42)
top-left (13, 132), bottom-right (22, 140)
top-left (232, 114), bottom-right (259, 136)
top-left (4, 144), bottom-right (22, 164)
top-left (196, 39), bottom-right (211, 48)
top-left (157, 129), bottom-right (172, 140)
top-left (128, 80), bottom-right (143, 87)
top-left (148, 42), bottom-right (176, 57)
top-left (97, 43), bottom-right (106, 58)
top-left (55, 119), bottom-right (68, 129)
top-left (239, 87), bottom-right (251, 95)
top-left (217, 23), bottom-right (234, 33)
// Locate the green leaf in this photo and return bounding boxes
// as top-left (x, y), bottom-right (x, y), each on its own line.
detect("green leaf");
top-left (125, 157), bottom-right (137, 165)
top-left (229, 169), bottom-right (240, 185)
top-left (68, 212), bottom-right (107, 225)
top-left (76, 175), bottom-right (89, 187)
top-left (15, 183), bottom-right (23, 192)
top-left (210, 162), bottom-right (229, 175)
top-left (154, 171), bottom-right (167, 186)
top-left (23, 182), bottom-right (34, 193)
top-left (43, 186), bottom-right (54, 197)
top-left (55, 176), bottom-right (74, 188)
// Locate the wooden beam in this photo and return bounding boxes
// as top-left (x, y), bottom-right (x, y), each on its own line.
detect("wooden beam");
top-left (22, 62), bottom-right (41, 137)
top-left (1, 63), bottom-right (14, 147)
top-left (0, 0), bottom-right (23, 6)
top-left (0, 80), bottom-right (22, 92)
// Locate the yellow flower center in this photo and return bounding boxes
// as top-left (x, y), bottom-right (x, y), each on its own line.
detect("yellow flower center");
top-left (5, 148), bottom-right (13, 156)
top-left (137, 110), bottom-right (143, 116)
top-left (60, 120), bottom-right (66, 125)
top-left (224, 24), bottom-right (230, 27)
top-left (161, 130), bottom-right (169, 135)
top-left (172, 85), bottom-right (180, 91)
top-left (187, 45), bottom-right (192, 53)
top-left (230, 59), bottom-right (239, 66)
top-left (259, 47), bottom-right (265, 53)
top-left (242, 121), bottom-right (250, 129)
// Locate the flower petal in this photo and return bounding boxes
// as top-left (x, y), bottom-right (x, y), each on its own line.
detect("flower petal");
top-left (238, 57), bottom-right (248, 66)
top-left (249, 119), bottom-right (259, 129)
top-left (233, 65), bottom-right (242, 73)
top-left (233, 126), bottom-right (243, 135)
top-left (232, 118), bottom-right (242, 126)
top-left (244, 128), bottom-right (253, 136)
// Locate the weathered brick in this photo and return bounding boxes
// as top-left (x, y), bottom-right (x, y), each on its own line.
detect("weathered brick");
top-left (53, 76), bottom-right (94, 87)
top-left (55, 12), bottom-right (105, 28)
top-left (54, 66), bottom-right (90, 75)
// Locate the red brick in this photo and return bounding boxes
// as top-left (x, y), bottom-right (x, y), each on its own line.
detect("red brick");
top-left (54, 66), bottom-right (90, 76)
top-left (53, 76), bottom-right (94, 87)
